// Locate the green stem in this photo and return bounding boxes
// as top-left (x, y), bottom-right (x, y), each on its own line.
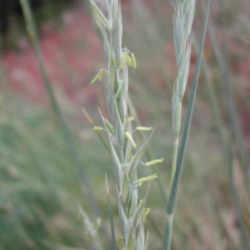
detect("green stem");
top-left (19, 0), bottom-right (100, 216)
top-left (208, 22), bottom-right (249, 192)
top-left (170, 134), bottom-right (180, 185)
top-left (198, 39), bottom-right (249, 250)
top-left (207, 20), bottom-right (249, 250)
top-left (163, 1), bottom-right (211, 249)
top-left (227, 146), bottom-right (249, 250)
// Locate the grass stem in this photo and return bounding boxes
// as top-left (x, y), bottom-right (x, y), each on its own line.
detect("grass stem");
top-left (20, 0), bottom-right (100, 216)
top-left (164, 1), bottom-right (211, 249)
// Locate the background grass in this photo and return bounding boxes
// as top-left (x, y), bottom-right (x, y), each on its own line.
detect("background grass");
top-left (0, 0), bottom-right (249, 249)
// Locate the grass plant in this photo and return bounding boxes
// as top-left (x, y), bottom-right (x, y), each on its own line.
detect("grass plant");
top-left (206, 22), bottom-right (249, 250)
top-left (89, 0), bottom-right (211, 249)
top-left (164, 0), bottom-right (211, 249)
top-left (19, 0), bottom-right (100, 216)
top-left (89, 0), bottom-right (162, 249)
top-left (195, 37), bottom-right (249, 250)
top-left (1, 1), bottom-right (246, 250)
top-left (208, 19), bottom-right (249, 193)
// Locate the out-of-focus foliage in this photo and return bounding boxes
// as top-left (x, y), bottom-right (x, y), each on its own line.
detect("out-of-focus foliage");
top-left (0, 0), bottom-right (249, 249)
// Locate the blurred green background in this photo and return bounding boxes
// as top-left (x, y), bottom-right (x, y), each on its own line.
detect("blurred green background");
top-left (0, 0), bottom-right (249, 249)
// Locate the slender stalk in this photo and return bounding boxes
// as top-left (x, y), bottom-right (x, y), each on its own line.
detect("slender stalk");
top-left (208, 17), bottom-right (250, 193)
top-left (200, 19), bottom-right (249, 249)
top-left (89, 1), bottom-right (158, 249)
top-left (196, 37), bottom-right (249, 250)
top-left (164, 1), bottom-right (211, 249)
top-left (19, 0), bottom-right (100, 216)
top-left (0, 35), bottom-right (8, 87)
top-left (165, 0), bottom-right (197, 248)
top-left (170, 0), bottom-right (196, 186)
top-left (227, 144), bottom-right (249, 250)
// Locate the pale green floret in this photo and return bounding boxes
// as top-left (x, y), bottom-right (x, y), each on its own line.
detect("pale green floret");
top-left (103, 118), bottom-right (114, 135)
top-left (145, 158), bottom-right (164, 167)
top-left (143, 208), bottom-right (151, 222)
top-left (119, 50), bottom-right (137, 69)
top-left (136, 126), bottom-right (153, 131)
top-left (125, 131), bottom-right (137, 148)
top-left (93, 126), bottom-right (104, 132)
top-left (91, 68), bottom-right (106, 84)
top-left (137, 174), bottom-right (158, 187)
top-left (129, 51), bottom-right (137, 69)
